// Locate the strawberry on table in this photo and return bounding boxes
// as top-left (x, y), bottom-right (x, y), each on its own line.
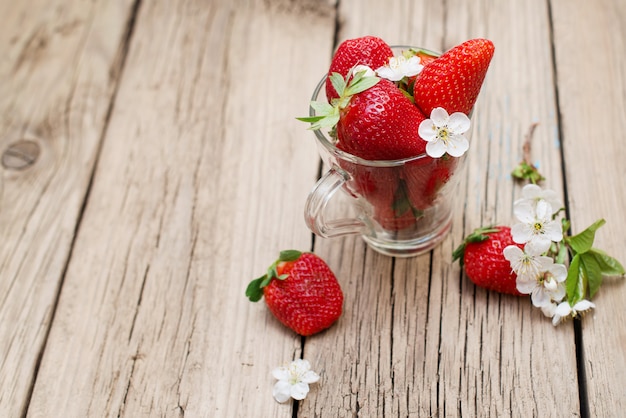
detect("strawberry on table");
top-left (413, 38), bottom-right (495, 115)
top-left (453, 226), bottom-right (524, 296)
top-left (246, 250), bottom-right (344, 336)
top-left (325, 36), bottom-right (393, 102)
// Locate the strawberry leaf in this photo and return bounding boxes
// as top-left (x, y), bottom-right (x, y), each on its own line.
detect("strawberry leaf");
top-left (566, 219), bottom-right (606, 254)
top-left (279, 250), bottom-right (302, 261)
top-left (344, 74), bottom-right (380, 96)
top-left (329, 72), bottom-right (346, 97)
top-left (246, 276), bottom-right (266, 302)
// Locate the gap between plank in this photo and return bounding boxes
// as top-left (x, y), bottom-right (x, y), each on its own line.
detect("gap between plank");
top-left (546, 1), bottom-right (590, 418)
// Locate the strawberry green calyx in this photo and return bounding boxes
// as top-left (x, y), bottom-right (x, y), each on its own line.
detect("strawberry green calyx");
top-left (452, 226), bottom-right (501, 265)
top-left (245, 250), bottom-right (303, 302)
top-left (297, 69), bottom-right (380, 131)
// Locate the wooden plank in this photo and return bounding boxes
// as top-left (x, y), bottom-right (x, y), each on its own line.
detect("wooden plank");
top-left (26, 0), bottom-right (336, 416)
top-left (0, 1), bottom-right (134, 416)
top-left (302, 0), bottom-right (580, 416)
top-left (551, 0), bottom-right (626, 415)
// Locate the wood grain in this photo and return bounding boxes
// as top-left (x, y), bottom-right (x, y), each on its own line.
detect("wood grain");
top-left (0, 1), bottom-right (134, 416)
top-left (302, 0), bottom-right (581, 416)
top-left (552, 0), bottom-right (626, 415)
top-left (26, 0), bottom-right (336, 416)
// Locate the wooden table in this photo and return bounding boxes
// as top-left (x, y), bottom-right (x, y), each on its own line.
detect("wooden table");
top-left (2, 0), bottom-right (625, 416)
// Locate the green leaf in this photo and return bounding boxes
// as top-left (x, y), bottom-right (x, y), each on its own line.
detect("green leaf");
top-left (279, 250), bottom-right (302, 262)
top-left (588, 248), bottom-right (625, 276)
top-left (309, 101), bottom-right (335, 116)
top-left (245, 276), bottom-right (266, 302)
top-left (452, 243), bottom-right (466, 264)
top-left (566, 254), bottom-right (583, 305)
top-left (295, 115), bottom-right (325, 123)
top-left (579, 252), bottom-right (603, 299)
top-left (329, 72), bottom-right (346, 96)
top-left (567, 219), bottom-right (606, 254)
top-left (345, 76), bottom-right (380, 96)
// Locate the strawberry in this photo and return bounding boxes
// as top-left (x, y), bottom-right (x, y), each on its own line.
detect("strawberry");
top-left (246, 250), bottom-right (343, 336)
top-left (337, 78), bottom-right (428, 160)
top-left (413, 38), bottom-right (494, 116)
top-left (452, 226), bottom-right (524, 296)
top-left (325, 36), bottom-right (393, 101)
top-left (402, 155), bottom-right (459, 210)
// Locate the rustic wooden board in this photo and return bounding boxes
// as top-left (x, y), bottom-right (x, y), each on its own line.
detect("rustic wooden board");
top-left (302, 0), bottom-right (581, 416)
top-left (26, 0), bottom-right (336, 416)
top-left (0, 1), bottom-right (134, 416)
top-left (552, 0), bottom-right (626, 415)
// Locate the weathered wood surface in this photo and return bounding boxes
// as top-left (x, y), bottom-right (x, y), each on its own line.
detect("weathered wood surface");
top-left (0, 1), bottom-right (135, 416)
top-left (0, 0), bottom-right (624, 417)
top-left (552, 0), bottom-right (626, 416)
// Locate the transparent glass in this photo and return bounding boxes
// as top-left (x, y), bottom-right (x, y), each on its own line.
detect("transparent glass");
top-left (304, 46), bottom-right (473, 257)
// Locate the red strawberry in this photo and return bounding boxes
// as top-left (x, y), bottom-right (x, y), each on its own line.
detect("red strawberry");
top-left (413, 38), bottom-right (494, 116)
top-left (452, 226), bottom-right (524, 296)
top-left (326, 36), bottom-right (393, 101)
top-left (246, 250), bottom-right (343, 336)
top-left (402, 155), bottom-right (459, 210)
top-left (337, 78), bottom-right (428, 160)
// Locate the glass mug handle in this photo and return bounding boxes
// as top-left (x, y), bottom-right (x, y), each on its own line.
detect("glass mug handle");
top-left (304, 165), bottom-right (366, 237)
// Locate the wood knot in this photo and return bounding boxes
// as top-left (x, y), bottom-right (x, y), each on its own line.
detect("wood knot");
top-left (2, 140), bottom-right (41, 170)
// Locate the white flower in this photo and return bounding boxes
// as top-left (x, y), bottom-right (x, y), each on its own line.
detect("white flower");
top-left (351, 64), bottom-right (376, 78)
top-left (511, 199), bottom-right (563, 253)
top-left (551, 300), bottom-right (595, 326)
top-left (515, 184), bottom-right (562, 215)
top-left (375, 55), bottom-right (423, 81)
top-left (418, 107), bottom-right (471, 158)
top-left (503, 244), bottom-right (553, 283)
top-left (272, 359), bottom-right (320, 403)
top-left (516, 260), bottom-right (567, 307)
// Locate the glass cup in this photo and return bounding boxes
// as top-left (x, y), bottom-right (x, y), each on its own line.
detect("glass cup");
top-left (304, 47), bottom-right (473, 257)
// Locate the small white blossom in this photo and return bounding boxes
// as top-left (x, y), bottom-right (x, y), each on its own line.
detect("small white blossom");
top-left (351, 64), bottom-right (376, 78)
top-left (551, 300), bottom-right (595, 326)
top-left (503, 244), bottom-right (552, 283)
top-left (511, 199), bottom-right (563, 253)
top-left (515, 184), bottom-right (562, 215)
top-left (418, 107), bottom-right (471, 158)
top-left (272, 359), bottom-right (320, 403)
top-left (375, 55), bottom-right (423, 81)
top-left (516, 260), bottom-right (567, 308)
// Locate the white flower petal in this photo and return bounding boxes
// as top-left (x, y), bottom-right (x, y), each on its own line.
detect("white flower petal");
top-left (301, 370), bottom-right (320, 384)
top-left (554, 301), bottom-right (573, 317)
top-left (513, 201), bottom-right (536, 223)
top-left (430, 107), bottom-right (449, 127)
top-left (272, 367), bottom-right (289, 381)
top-left (516, 278), bottom-right (537, 294)
top-left (535, 200), bottom-right (553, 220)
top-left (549, 283), bottom-right (566, 302)
top-left (528, 235), bottom-right (552, 254)
top-left (445, 135), bottom-right (469, 157)
top-left (290, 382), bottom-right (310, 400)
top-left (375, 65), bottom-right (402, 81)
top-left (511, 223), bottom-right (533, 244)
top-left (548, 263), bottom-right (568, 282)
top-left (531, 287), bottom-right (551, 308)
top-left (352, 65), bottom-right (376, 77)
top-left (573, 300), bottom-right (595, 312)
top-left (521, 184), bottom-right (543, 200)
top-left (426, 139), bottom-right (447, 158)
top-left (418, 119), bottom-right (437, 141)
top-left (544, 221), bottom-right (564, 242)
top-left (447, 112), bottom-right (471, 134)
top-left (273, 381), bottom-right (293, 403)
top-left (503, 245), bottom-right (523, 262)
